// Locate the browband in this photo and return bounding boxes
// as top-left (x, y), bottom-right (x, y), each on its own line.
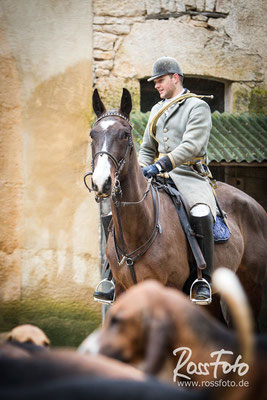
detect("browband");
top-left (94, 111), bottom-right (133, 128)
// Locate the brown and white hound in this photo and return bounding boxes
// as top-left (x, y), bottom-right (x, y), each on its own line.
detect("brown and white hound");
top-left (79, 269), bottom-right (266, 399)
top-left (6, 324), bottom-right (50, 347)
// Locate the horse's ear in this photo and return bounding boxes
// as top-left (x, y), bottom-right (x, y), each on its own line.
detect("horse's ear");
top-left (92, 88), bottom-right (106, 117)
top-left (119, 88), bottom-right (132, 118)
top-left (143, 309), bottom-right (175, 375)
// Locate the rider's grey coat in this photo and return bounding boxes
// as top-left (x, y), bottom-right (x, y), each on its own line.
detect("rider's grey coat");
top-left (138, 96), bottom-right (217, 219)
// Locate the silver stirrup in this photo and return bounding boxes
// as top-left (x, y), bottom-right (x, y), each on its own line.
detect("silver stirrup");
top-left (190, 278), bottom-right (212, 305)
top-left (93, 279), bottom-right (115, 305)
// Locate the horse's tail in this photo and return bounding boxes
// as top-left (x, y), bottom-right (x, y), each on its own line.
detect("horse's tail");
top-left (212, 268), bottom-right (254, 400)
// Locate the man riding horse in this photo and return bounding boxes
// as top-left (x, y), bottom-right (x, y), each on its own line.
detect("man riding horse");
top-left (94, 56), bottom-right (216, 303)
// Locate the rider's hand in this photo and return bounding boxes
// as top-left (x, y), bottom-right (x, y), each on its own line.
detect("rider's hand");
top-left (142, 155), bottom-right (174, 178)
top-left (157, 155), bottom-right (174, 172)
top-left (142, 163), bottom-right (161, 178)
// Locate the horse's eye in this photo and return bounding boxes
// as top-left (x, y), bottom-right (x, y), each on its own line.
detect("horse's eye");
top-left (90, 130), bottom-right (96, 139)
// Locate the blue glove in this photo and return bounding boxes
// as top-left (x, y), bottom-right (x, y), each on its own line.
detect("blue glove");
top-left (142, 163), bottom-right (160, 178)
top-left (142, 156), bottom-right (174, 178)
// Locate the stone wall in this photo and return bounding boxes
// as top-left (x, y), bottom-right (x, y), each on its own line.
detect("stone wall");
top-left (0, 0), bottom-right (101, 346)
top-left (93, 0), bottom-right (267, 113)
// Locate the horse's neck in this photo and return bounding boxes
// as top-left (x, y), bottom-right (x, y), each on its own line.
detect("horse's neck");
top-left (110, 158), bottom-right (155, 251)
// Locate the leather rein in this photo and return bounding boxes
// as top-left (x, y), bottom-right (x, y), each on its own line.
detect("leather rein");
top-left (84, 111), bottom-right (162, 284)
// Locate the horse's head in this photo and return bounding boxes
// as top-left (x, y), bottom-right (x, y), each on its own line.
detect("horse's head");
top-left (90, 88), bottom-right (133, 198)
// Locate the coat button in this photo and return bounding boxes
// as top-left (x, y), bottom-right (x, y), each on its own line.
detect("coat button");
top-left (165, 145), bottom-right (170, 151)
top-left (163, 136), bottom-right (168, 142)
top-left (163, 128), bottom-right (168, 133)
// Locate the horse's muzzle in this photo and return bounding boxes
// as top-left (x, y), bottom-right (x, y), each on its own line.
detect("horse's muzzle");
top-left (92, 176), bottom-right (112, 198)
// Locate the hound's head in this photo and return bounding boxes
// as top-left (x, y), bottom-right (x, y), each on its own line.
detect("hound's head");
top-left (79, 280), bottom-right (176, 376)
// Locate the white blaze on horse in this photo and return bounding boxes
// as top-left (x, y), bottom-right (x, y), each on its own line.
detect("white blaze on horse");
top-left (87, 88), bottom-right (267, 327)
top-left (92, 119), bottom-right (116, 195)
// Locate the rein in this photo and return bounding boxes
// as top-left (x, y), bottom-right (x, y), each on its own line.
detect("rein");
top-left (120, 178), bottom-right (152, 207)
top-left (84, 111), bottom-right (162, 285)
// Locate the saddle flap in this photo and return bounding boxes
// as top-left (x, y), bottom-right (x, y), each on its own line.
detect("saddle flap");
top-left (213, 215), bottom-right (230, 243)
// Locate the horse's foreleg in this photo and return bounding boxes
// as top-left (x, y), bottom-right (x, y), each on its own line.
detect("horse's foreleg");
top-left (114, 282), bottom-right (126, 300)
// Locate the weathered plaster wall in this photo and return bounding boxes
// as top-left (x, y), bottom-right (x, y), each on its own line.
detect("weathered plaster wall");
top-left (93, 0), bottom-right (267, 113)
top-left (0, 22), bottom-right (22, 304)
top-left (0, 0), bottom-right (101, 345)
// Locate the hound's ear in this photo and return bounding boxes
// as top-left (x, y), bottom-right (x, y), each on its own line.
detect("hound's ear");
top-left (119, 88), bottom-right (132, 118)
top-left (143, 310), bottom-right (175, 376)
top-left (92, 89), bottom-right (106, 117)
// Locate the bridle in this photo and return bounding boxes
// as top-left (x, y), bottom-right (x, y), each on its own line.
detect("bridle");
top-left (84, 111), bottom-right (161, 285)
top-left (84, 111), bottom-right (134, 203)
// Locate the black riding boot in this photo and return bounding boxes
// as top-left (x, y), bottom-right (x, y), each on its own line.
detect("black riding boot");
top-left (93, 264), bottom-right (115, 303)
top-left (93, 213), bottom-right (115, 303)
top-left (190, 208), bottom-right (214, 301)
top-left (94, 286), bottom-right (115, 302)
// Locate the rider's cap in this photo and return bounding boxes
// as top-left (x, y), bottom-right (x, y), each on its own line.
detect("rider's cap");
top-left (147, 56), bottom-right (184, 81)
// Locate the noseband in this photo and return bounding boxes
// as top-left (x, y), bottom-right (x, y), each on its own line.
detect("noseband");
top-left (84, 111), bottom-right (133, 202)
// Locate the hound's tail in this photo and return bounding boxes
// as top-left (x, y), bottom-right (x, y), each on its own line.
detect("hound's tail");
top-left (212, 268), bottom-right (255, 400)
top-left (213, 268), bottom-right (254, 366)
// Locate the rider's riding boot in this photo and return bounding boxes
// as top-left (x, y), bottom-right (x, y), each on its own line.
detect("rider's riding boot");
top-left (190, 205), bottom-right (214, 301)
top-left (101, 212), bottom-right (112, 241)
top-left (94, 286), bottom-right (115, 302)
top-left (93, 212), bottom-right (115, 303)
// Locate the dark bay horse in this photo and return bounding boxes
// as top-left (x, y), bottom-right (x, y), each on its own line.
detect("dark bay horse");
top-left (88, 88), bottom-right (267, 325)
